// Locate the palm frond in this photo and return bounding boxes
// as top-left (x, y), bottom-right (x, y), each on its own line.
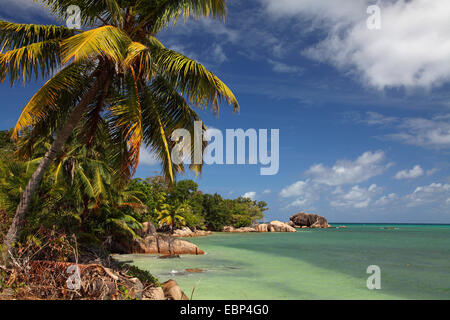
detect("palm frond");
top-left (60, 25), bottom-right (131, 64)
top-left (0, 20), bottom-right (75, 51)
top-left (108, 72), bottom-right (143, 177)
top-left (149, 76), bottom-right (208, 176)
top-left (12, 62), bottom-right (93, 140)
top-left (0, 39), bottom-right (61, 85)
top-left (36, 0), bottom-right (123, 27)
top-left (147, 37), bottom-right (239, 113)
top-left (136, 0), bottom-right (227, 34)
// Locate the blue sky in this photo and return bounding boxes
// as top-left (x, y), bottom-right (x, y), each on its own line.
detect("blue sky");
top-left (1, 0), bottom-right (450, 223)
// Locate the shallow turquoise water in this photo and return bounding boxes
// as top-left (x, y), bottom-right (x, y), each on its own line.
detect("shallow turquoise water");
top-left (114, 224), bottom-right (450, 300)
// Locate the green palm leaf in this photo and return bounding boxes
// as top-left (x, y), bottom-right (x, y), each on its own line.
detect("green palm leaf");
top-left (60, 25), bottom-right (131, 64)
top-left (147, 37), bottom-right (239, 113)
top-left (0, 20), bottom-right (75, 50)
top-left (12, 62), bottom-right (92, 140)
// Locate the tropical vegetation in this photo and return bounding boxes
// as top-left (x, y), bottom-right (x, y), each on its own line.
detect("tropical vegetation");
top-left (0, 130), bottom-right (268, 252)
top-left (0, 0), bottom-right (239, 253)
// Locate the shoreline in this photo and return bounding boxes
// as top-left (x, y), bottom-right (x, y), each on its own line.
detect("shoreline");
top-left (115, 224), bottom-right (450, 300)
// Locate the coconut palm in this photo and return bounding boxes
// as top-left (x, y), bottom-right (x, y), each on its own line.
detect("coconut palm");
top-left (157, 201), bottom-right (191, 234)
top-left (0, 0), bottom-right (239, 252)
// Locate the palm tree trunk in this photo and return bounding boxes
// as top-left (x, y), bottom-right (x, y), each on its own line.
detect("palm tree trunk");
top-left (3, 70), bottom-right (109, 255)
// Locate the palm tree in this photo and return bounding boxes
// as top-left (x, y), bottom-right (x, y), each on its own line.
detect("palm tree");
top-left (157, 201), bottom-right (191, 234)
top-left (0, 0), bottom-right (239, 253)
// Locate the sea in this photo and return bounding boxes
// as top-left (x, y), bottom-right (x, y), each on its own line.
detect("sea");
top-left (114, 224), bottom-right (450, 300)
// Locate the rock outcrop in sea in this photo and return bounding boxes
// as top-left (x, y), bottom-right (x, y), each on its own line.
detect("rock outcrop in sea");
top-left (289, 212), bottom-right (331, 228)
top-left (223, 221), bottom-right (296, 233)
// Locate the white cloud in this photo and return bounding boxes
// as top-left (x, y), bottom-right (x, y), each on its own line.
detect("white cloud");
top-left (0, 0), bottom-right (53, 21)
top-left (242, 191), bottom-right (257, 200)
top-left (331, 184), bottom-right (383, 209)
top-left (279, 180), bottom-right (318, 208)
top-left (263, 189), bottom-right (272, 194)
top-left (427, 168), bottom-right (439, 176)
top-left (375, 193), bottom-right (399, 207)
top-left (357, 112), bottom-right (398, 126)
top-left (357, 112), bottom-right (450, 150)
top-left (406, 183), bottom-right (450, 207)
top-left (280, 180), bottom-right (309, 198)
top-left (198, 19), bottom-right (240, 43)
top-left (268, 59), bottom-right (303, 74)
top-left (395, 165), bottom-right (424, 180)
top-left (262, 0), bottom-right (450, 89)
top-left (261, 0), bottom-right (365, 22)
top-left (140, 147), bottom-right (159, 166)
top-left (387, 116), bottom-right (450, 149)
top-left (212, 44), bottom-right (227, 64)
top-left (306, 150), bottom-right (389, 186)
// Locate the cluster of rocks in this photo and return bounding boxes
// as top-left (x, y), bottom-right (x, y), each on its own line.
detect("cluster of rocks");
top-left (114, 212), bottom-right (331, 255)
top-left (172, 227), bottom-right (213, 238)
top-left (112, 222), bottom-right (205, 255)
top-left (288, 212), bottom-right (331, 228)
top-left (222, 213), bottom-right (331, 233)
top-left (223, 221), bottom-right (296, 233)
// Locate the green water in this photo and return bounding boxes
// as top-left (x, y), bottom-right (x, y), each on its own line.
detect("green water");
top-left (114, 224), bottom-right (450, 300)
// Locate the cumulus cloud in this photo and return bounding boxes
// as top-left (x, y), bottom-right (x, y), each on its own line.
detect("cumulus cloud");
top-left (242, 191), bottom-right (257, 200)
top-left (279, 180), bottom-right (318, 208)
top-left (263, 189), bottom-right (272, 194)
top-left (331, 184), bottom-right (383, 209)
top-left (306, 150), bottom-right (389, 186)
top-left (262, 0), bottom-right (450, 89)
top-left (375, 193), bottom-right (399, 207)
top-left (280, 180), bottom-right (309, 198)
top-left (406, 183), bottom-right (450, 207)
top-left (395, 165), bottom-right (424, 180)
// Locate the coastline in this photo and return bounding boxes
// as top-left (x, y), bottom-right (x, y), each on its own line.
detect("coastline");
top-left (115, 224), bottom-right (450, 300)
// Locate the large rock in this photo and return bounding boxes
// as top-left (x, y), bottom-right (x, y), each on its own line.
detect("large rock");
top-left (290, 212), bottom-right (331, 228)
top-left (145, 287), bottom-right (166, 300)
top-left (268, 221), bottom-right (296, 233)
top-left (162, 280), bottom-right (189, 300)
top-left (132, 235), bottom-right (205, 255)
top-left (255, 224), bottom-right (269, 232)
